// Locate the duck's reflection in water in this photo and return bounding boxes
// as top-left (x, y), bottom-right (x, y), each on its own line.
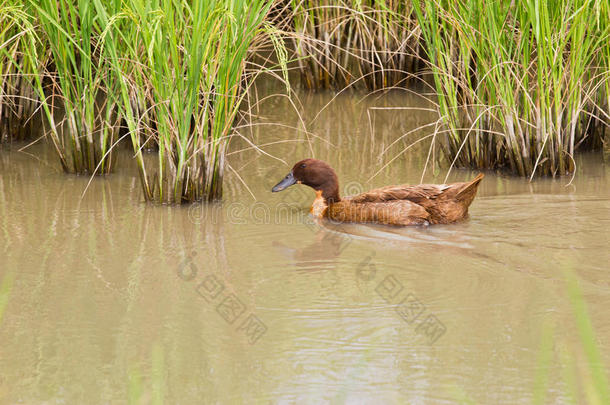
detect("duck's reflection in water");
top-left (272, 233), bottom-right (349, 269)
top-left (272, 215), bottom-right (488, 272)
top-left (272, 224), bottom-right (354, 271)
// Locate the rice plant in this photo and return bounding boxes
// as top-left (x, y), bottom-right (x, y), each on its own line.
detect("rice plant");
top-left (29, 0), bottom-right (119, 174)
top-left (98, 0), bottom-right (275, 203)
top-left (352, 0), bottom-right (422, 90)
top-left (0, 1), bottom-right (37, 142)
top-left (413, 0), bottom-right (610, 177)
top-left (290, 1), bottom-right (354, 89)
top-left (288, 1), bottom-right (422, 90)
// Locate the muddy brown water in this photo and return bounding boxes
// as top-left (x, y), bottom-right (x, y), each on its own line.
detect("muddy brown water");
top-left (0, 88), bottom-right (609, 404)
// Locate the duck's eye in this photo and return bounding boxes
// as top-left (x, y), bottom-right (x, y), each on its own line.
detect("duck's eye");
top-left (300, 164), bottom-right (306, 169)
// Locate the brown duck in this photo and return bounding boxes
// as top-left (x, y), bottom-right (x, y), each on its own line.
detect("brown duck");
top-left (271, 159), bottom-right (484, 226)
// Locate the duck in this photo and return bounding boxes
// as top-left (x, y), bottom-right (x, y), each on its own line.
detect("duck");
top-left (271, 158), bottom-right (484, 226)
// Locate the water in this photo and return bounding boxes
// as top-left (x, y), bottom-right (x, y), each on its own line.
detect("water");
top-left (0, 89), bottom-right (609, 404)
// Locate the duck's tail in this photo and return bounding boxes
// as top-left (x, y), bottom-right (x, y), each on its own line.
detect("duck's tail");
top-left (455, 173), bottom-right (485, 204)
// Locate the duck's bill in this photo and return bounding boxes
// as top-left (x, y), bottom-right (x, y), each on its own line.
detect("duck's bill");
top-left (271, 172), bottom-right (296, 192)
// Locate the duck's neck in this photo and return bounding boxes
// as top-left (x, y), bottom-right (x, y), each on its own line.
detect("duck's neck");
top-left (317, 180), bottom-right (340, 204)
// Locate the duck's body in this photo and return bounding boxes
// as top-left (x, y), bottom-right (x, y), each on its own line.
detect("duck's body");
top-left (311, 175), bottom-right (484, 226)
top-left (273, 159), bottom-right (484, 226)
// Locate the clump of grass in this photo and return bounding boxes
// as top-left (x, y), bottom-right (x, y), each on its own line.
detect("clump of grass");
top-left (29, 0), bottom-right (118, 174)
top-left (288, 1), bottom-right (422, 91)
top-left (0, 1), bottom-right (38, 143)
top-left (352, 0), bottom-right (422, 90)
top-left (290, 1), bottom-right (354, 90)
top-left (98, 0), bottom-right (275, 203)
top-left (413, 0), bottom-right (610, 177)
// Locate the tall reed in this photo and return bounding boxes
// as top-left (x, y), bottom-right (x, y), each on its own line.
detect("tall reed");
top-left (29, 0), bottom-right (118, 174)
top-left (353, 0), bottom-right (422, 90)
top-left (413, 0), bottom-right (610, 177)
top-left (290, 1), bottom-right (353, 89)
top-left (0, 1), bottom-right (37, 142)
top-left (289, 1), bottom-right (422, 90)
top-left (98, 0), bottom-right (274, 203)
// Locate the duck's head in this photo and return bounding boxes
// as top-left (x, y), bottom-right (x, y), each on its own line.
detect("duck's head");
top-left (271, 158), bottom-right (341, 203)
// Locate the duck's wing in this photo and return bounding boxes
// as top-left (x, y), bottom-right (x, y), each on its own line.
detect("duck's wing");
top-left (348, 184), bottom-right (450, 204)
